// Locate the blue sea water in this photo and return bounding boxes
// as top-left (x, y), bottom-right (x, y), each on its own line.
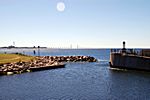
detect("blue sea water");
top-left (0, 48), bottom-right (150, 100)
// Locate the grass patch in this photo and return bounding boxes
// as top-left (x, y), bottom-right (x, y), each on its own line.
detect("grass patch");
top-left (0, 53), bottom-right (35, 64)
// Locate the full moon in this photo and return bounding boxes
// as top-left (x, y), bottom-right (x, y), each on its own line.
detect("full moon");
top-left (56, 2), bottom-right (65, 12)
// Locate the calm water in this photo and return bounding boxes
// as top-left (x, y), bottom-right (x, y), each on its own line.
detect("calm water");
top-left (0, 49), bottom-right (150, 100)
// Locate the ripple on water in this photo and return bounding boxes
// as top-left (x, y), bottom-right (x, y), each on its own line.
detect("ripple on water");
top-left (0, 49), bottom-right (150, 100)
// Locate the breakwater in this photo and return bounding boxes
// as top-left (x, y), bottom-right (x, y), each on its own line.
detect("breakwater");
top-left (110, 42), bottom-right (150, 71)
top-left (110, 53), bottom-right (150, 71)
top-left (43, 56), bottom-right (97, 62)
top-left (0, 56), bottom-right (97, 75)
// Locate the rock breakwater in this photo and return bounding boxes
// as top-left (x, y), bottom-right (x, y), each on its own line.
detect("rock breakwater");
top-left (43, 56), bottom-right (97, 62)
top-left (0, 56), bottom-right (97, 75)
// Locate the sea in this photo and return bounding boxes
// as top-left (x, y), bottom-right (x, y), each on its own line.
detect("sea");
top-left (0, 48), bottom-right (150, 100)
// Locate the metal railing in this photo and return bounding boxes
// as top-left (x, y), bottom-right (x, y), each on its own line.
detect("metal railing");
top-left (110, 48), bottom-right (141, 56)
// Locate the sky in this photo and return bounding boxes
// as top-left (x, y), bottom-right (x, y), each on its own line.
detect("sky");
top-left (0, 0), bottom-right (150, 48)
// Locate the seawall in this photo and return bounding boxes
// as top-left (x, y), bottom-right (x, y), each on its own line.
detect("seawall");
top-left (110, 53), bottom-right (150, 71)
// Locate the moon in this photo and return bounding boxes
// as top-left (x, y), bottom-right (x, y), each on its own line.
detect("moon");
top-left (57, 2), bottom-right (65, 12)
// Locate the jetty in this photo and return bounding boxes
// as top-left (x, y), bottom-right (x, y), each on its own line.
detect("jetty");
top-left (0, 54), bottom-right (97, 75)
top-left (109, 41), bottom-right (150, 71)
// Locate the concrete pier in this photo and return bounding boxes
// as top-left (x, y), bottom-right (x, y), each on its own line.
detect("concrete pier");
top-left (110, 52), bottom-right (150, 71)
top-left (110, 41), bottom-right (150, 71)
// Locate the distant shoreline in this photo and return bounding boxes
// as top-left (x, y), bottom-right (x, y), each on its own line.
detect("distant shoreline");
top-left (0, 47), bottom-right (47, 49)
top-left (0, 47), bottom-right (150, 49)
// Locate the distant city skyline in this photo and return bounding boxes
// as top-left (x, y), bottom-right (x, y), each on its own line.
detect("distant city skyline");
top-left (0, 0), bottom-right (150, 48)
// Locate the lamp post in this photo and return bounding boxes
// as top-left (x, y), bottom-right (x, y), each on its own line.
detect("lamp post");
top-left (38, 46), bottom-right (40, 56)
top-left (33, 46), bottom-right (36, 56)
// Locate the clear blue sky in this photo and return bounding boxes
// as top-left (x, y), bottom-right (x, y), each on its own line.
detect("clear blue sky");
top-left (0, 0), bottom-right (150, 48)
